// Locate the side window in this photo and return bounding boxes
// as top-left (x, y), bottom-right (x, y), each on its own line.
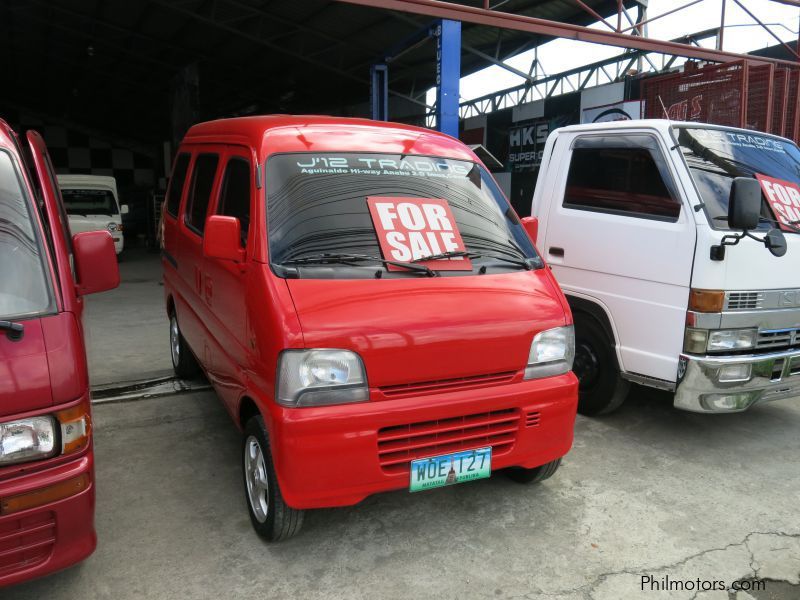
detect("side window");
top-left (185, 153), bottom-right (219, 234)
top-left (564, 138), bottom-right (682, 221)
top-left (166, 153), bottom-right (190, 217)
top-left (217, 158), bottom-right (251, 247)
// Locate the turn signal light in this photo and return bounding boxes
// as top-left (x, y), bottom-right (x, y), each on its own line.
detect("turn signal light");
top-left (689, 289), bottom-right (725, 313)
top-left (55, 400), bottom-right (92, 455)
top-left (0, 473), bottom-right (90, 515)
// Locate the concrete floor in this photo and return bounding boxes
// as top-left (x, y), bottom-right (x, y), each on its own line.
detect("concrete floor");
top-left (83, 248), bottom-right (171, 386)
top-left (6, 387), bottom-right (800, 600)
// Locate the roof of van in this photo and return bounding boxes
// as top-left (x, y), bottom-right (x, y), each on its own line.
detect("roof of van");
top-left (182, 115), bottom-right (476, 162)
top-left (57, 174), bottom-right (119, 194)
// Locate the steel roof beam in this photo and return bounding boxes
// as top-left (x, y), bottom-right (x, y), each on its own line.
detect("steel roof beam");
top-left (334, 0), bottom-right (798, 66)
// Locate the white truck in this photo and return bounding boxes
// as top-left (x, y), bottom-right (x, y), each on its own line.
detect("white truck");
top-left (526, 120), bottom-right (799, 414)
top-left (57, 174), bottom-right (128, 255)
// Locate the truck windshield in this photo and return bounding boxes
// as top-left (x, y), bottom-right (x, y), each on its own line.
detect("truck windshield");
top-left (61, 188), bottom-right (118, 216)
top-left (266, 153), bottom-right (538, 278)
top-left (0, 151), bottom-right (54, 319)
top-left (677, 126), bottom-right (800, 232)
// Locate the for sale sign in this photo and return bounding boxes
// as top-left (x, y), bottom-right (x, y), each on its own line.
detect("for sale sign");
top-left (755, 174), bottom-right (800, 231)
top-left (366, 197), bottom-right (472, 271)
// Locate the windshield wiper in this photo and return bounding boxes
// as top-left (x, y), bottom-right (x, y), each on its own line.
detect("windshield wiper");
top-left (280, 253), bottom-right (436, 276)
top-left (412, 250), bottom-right (542, 270)
top-left (0, 320), bottom-right (24, 341)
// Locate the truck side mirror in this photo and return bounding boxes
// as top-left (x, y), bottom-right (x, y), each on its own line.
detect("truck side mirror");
top-left (728, 178), bottom-right (761, 230)
top-left (204, 215), bottom-right (245, 262)
top-left (521, 216), bottom-right (539, 245)
top-left (72, 231), bottom-right (120, 295)
top-left (121, 204), bottom-right (130, 215)
top-left (765, 228), bottom-right (787, 257)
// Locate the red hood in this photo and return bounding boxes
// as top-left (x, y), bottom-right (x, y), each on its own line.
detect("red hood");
top-left (285, 271), bottom-right (568, 387)
top-left (0, 313), bottom-right (88, 417)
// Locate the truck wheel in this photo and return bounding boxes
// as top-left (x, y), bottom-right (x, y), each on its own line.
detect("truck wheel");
top-left (505, 458), bottom-right (562, 484)
top-left (243, 416), bottom-right (304, 542)
top-left (572, 314), bottom-right (629, 416)
top-left (169, 313), bottom-right (201, 379)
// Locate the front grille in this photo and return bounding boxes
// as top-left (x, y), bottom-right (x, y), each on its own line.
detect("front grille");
top-left (377, 409), bottom-right (520, 474)
top-left (0, 512), bottom-right (55, 576)
top-left (379, 371), bottom-right (516, 399)
top-left (525, 411), bottom-right (541, 427)
top-left (756, 329), bottom-right (800, 351)
top-left (726, 292), bottom-right (764, 310)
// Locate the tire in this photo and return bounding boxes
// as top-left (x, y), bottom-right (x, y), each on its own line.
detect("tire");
top-left (168, 312), bottom-right (201, 379)
top-left (572, 314), bottom-right (630, 416)
top-left (242, 416), bottom-right (304, 542)
top-left (505, 458), bottom-right (562, 484)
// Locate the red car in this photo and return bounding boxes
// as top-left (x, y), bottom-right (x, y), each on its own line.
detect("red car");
top-left (161, 116), bottom-right (578, 541)
top-left (0, 120), bottom-right (119, 587)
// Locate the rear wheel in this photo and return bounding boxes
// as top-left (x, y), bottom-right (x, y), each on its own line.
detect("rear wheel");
top-left (169, 313), bottom-right (201, 379)
top-left (243, 416), bottom-right (304, 542)
top-left (505, 458), bottom-right (562, 484)
top-left (572, 314), bottom-right (629, 416)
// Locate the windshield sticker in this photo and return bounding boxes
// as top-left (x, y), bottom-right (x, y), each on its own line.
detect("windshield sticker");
top-left (755, 174), bottom-right (800, 231)
top-left (294, 156), bottom-right (471, 179)
top-left (687, 128), bottom-right (786, 154)
top-left (366, 197), bottom-right (473, 271)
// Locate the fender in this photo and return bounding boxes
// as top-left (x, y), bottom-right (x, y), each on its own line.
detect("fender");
top-left (564, 293), bottom-right (626, 372)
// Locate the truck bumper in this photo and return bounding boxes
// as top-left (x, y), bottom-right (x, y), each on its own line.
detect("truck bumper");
top-left (0, 454), bottom-right (96, 588)
top-left (266, 372), bottom-right (578, 509)
top-left (675, 348), bottom-right (800, 412)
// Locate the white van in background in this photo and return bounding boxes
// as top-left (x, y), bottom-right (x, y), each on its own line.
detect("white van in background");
top-left (57, 174), bottom-right (128, 255)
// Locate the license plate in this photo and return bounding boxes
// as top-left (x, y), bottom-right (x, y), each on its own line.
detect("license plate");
top-left (409, 447), bottom-right (492, 492)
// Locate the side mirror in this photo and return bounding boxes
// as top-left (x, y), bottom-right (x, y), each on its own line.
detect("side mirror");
top-left (120, 204), bottom-right (130, 215)
top-left (765, 228), bottom-right (788, 257)
top-left (72, 231), bottom-right (120, 295)
top-left (728, 178), bottom-right (762, 230)
top-left (521, 216), bottom-right (539, 245)
top-left (204, 216), bottom-right (245, 262)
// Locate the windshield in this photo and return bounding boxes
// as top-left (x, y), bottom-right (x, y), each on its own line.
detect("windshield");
top-left (677, 126), bottom-right (800, 232)
top-left (61, 188), bottom-right (118, 216)
top-left (0, 150), bottom-right (54, 319)
top-left (266, 153), bottom-right (538, 278)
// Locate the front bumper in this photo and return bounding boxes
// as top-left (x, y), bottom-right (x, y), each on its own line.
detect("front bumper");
top-left (0, 454), bottom-right (96, 588)
top-left (675, 347), bottom-right (800, 413)
top-left (266, 372), bottom-right (578, 509)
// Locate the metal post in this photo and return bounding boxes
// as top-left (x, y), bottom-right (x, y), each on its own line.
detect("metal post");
top-left (370, 63), bottom-right (389, 121)
top-left (435, 19), bottom-right (461, 138)
top-left (718, 0), bottom-right (726, 50)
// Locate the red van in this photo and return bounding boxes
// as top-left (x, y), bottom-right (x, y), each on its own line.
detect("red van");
top-left (161, 116), bottom-right (578, 541)
top-left (0, 120), bottom-right (119, 586)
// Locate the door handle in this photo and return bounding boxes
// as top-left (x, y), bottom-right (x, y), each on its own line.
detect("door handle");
top-left (548, 247), bottom-right (565, 258)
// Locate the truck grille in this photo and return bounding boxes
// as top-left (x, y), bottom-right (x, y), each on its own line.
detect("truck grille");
top-left (756, 329), bottom-right (800, 351)
top-left (0, 512), bottom-right (55, 576)
top-left (726, 292), bottom-right (764, 310)
top-left (377, 409), bottom-right (520, 474)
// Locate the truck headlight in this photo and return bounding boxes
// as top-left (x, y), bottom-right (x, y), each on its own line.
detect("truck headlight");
top-left (684, 328), bottom-right (757, 353)
top-left (0, 417), bottom-right (57, 466)
top-left (107, 222), bottom-right (118, 232)
top-left (524, 326), bottom-right (575, 379)
top-left (276, 349), bottom-right (368, 407)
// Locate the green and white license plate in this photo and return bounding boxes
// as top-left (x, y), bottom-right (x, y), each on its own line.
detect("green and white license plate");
top-left (409, 447), bottom-right (492, 492)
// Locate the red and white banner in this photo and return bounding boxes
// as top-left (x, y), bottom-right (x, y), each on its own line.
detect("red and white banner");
top-left (366, 197), bottom-right (472, 271)
top-left (755, 174), bottom-right (800, 232)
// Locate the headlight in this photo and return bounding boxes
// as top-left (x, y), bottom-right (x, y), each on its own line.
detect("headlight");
top-left (276, 349), bottom-right (368, 407)
top-left (524, 326), bottom-right (575, 380)
top-left (684, 328), bottom-right (757, 353)
top-left (107, 222), bottom-right (118, 232)
top-left (0, 417), bottom-right (57, 466)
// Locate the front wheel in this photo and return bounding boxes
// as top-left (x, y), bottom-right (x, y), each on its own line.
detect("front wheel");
top-left (572, 314), bottom-right (629, 416)
top-left (243, 416), bottom-right (304, 542)
top-left (505, 458), bottom-right (562, 484)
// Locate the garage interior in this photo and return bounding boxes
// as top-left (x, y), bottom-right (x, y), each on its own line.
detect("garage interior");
top-left (2, 1), bottom-right (800, 598)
